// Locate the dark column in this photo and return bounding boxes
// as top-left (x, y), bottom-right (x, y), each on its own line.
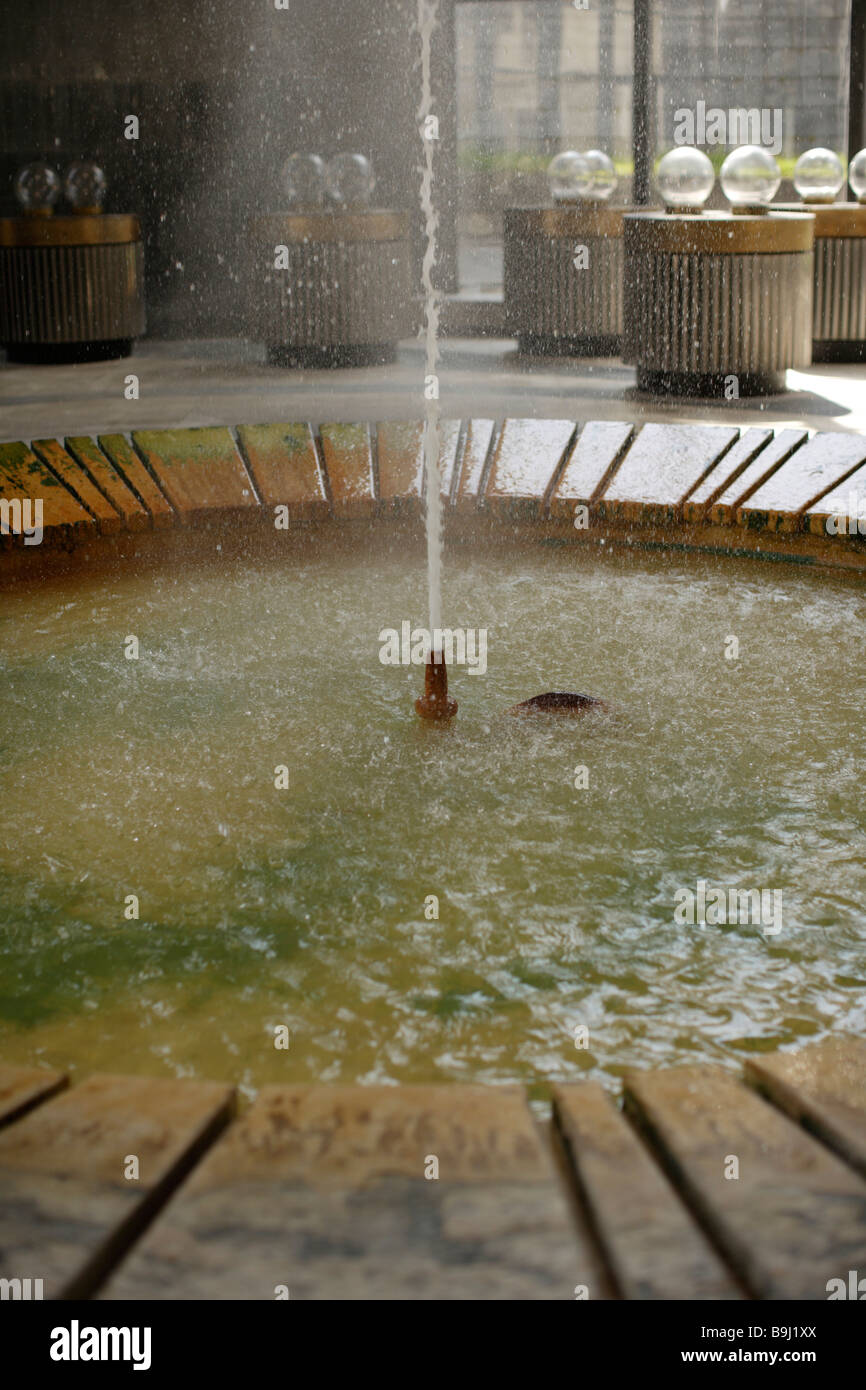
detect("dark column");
top-left (632, 0), bottom-right (653, 205)
top-left (537, 3), bottom-right (562, 155)
top-left (849, 0), bottom-right (866, 167)
top-left (598, 1), bottom-right (615, 151)
top-left (432, 0), bottom-right (459, 293)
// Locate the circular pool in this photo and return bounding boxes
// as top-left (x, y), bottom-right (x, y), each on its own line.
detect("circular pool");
top-left (2, 538), bottom-right (864, 1094)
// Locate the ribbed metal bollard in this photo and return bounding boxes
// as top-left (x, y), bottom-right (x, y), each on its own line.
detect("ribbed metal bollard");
top-left (0, 214), bottom-right (144, 363)
top-left (777, 202), bottom-right (866, 361)
top-left (503, 205), bottom-right (625, 356)
top-left (623, 210), bottom-right (814, 395)
top-left (249, 210), bottom-right (416, 367)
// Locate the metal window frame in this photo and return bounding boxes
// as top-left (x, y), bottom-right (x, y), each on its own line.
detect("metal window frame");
top-left (454, 0), bottom-right (863, 202)
top-left (850, 0), bottom-right (866, 163)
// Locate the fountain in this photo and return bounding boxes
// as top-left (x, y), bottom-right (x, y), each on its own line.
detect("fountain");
top-left (415, 6), bottom-right (605, 723)
top-left (2, 1), bottom-right (866, 1314)
top-left (415, 0), bottom-right (457, 724)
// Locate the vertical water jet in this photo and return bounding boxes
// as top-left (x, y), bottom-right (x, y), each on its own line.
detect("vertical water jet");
top-left (415, 0), bottom-right (456, 721)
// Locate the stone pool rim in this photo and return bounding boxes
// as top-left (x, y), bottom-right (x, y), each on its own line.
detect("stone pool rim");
top-left (1, 417), bottom-right (866, 584)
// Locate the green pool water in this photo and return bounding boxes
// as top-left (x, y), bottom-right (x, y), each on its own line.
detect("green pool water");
top-left (1, 540), bottom-right (864, 1095)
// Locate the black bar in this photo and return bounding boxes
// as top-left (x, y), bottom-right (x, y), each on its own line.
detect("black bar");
top-left (7, 1298), bottom-right (862, 1376)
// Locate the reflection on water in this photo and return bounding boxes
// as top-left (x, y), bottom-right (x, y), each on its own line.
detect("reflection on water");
top-left (1, 542), bottom-right (865, 1094)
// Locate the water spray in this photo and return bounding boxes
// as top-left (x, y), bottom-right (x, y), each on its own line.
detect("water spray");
top-left (413, 0), bottom-right (602, 725)
top-left (415, 0), bottom-right (456, 724)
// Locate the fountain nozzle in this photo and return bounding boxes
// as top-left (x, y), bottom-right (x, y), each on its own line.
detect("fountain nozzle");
top-left (415, 653), bottom-right (457, 722)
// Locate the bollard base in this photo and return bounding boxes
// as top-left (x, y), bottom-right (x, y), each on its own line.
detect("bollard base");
top-left (266, 342), bottom-right (397, 369)
top-left (636, 367), bottom-right (788, 399)
top-left (4, 338), bottom-right (134, 365)
top-left (516, 332), bottom-right (621, 359)
top-left (812, 339), bottom-right (866, 364)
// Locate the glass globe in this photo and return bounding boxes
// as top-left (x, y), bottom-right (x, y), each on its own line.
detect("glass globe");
top-left (583, 149), bottom-right (618, 201)
top-left (849, 148), bottom-right (866, 202)
top-left (64, 160), bottom-right (107, 211)
top-left (547, 150), bottom-right (591, 202)
top-left (14, 161), bottom-right (60, 213)
top-left (281, 153), bottom-right (325, 207)
top-left (792, 148), bottom-right (845, 203)
top-left (655, 147), bottom-right (715, 209)
top-left (719, 145), bottom-right (781, 208)
top-left (325, 153), bottom-right (375, 208)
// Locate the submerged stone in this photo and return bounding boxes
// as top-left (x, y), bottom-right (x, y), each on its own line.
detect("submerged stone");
top-left (506, 691), bottom-right (609, 716)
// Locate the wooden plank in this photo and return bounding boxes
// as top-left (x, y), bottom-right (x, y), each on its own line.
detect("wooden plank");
top-left (454, 418), bottom-right (495, 511)
top-left (31, 438), bottom-right (124, 535)
top-left (707, 429), bottom-right (808, 525)
top-left (98, 434), bottom-right (175, 528)
top-left (624, 1064), bottom-right (866, 1299)
top-left (0, 1064), bottom-right (66, 1129)
top-left (601, 423), bottom-right (739, 524)
top-left (746, 1037), bottom-right (866, 1180)
top-left (65, 435), bottom-right (151, 532)
top-left (0, 440), bottom-right (94, 548)
top-left (484, 418), bottom-right (577, 516)
top-left (681, 428), bottom-right (773, 523)
top-left (376, 420), bottom-right (424, 504)
top-left (803, 463), bottom-right (866, 538)
top-left (438, 419), bottom-right (464, 501)
top-left (318, 422), bottom-right (376, 516)
top-left (737, 432), bottom-right (866, 533)
top-left (132, 427), bottom-right (258, 522)
top-left (235, 422), bottom-right (328, 517)
top-left (101, 1084), bottom-right (602, 1301)
top-left (377, 420), bottom-right (460, 507)
top-left (548, 421), bottom-right (635, 520)
top-left (554, 1084), bottom-right (740, 1300)
top-left (0, 1073), bottom-right (234, 1299)
top-left (389, 417), bottom-right (467, 511)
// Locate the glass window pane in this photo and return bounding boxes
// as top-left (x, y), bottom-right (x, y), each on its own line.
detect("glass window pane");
top-left (456, 0), bottom-right (853, 294)
top-left (653, 0), bottom-right (851, 164)
top-left (456, 2), bottom-right (635, 294)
